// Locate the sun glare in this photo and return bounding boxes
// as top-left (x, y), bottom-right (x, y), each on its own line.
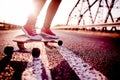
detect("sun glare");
top-left (0, 0), bottom-right (77, 28)
top-left (0, 0), bottom-right (33, 25)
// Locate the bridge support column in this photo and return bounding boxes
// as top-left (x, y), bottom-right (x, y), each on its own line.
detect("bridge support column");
top-left (102, 27), bottom-right (107, 32)
top-left (110, 26), bottom-right (117, 32)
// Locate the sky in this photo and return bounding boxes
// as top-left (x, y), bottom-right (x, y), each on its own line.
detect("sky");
top-left (0, 0), bottom-right (120, 28)
top-left (0, 0), bottom-right (77, 28)
top-left (67, 0), bottom-right (120, 25)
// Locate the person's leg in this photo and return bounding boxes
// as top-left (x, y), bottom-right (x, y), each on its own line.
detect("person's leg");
top-left (22, 0), bottom-right (46, 40)
top-left (41, 0), bottom-right (61, 38)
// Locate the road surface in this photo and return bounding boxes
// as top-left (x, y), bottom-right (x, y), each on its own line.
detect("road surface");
top-left (0, 29), bottom-right (120, 80)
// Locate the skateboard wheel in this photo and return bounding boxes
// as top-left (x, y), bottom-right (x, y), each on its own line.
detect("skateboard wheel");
top-left (4, 46), bottom-right (14, 56)
top-left (58, 40), bottom-right (63, 46)
top-left (32, 48), bottom-right (40, 58)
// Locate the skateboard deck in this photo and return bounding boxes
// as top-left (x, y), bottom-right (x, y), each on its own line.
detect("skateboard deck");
top-left (13, 34), bottom-right (63, 52)
top-left (13, 34), bottom-right (58, 42)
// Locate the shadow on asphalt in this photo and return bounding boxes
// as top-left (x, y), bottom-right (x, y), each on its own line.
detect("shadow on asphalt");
top-left (51, 60), bottom-right (80, 80)
top-left (0, 55), bottom-right (27, 80)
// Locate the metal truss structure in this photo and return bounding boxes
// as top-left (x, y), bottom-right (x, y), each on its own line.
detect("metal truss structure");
top-left (66, 0), bottom-right (120, 27)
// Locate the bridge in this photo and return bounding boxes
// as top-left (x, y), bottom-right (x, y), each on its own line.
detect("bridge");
top-left (54, 0), bottom-right (120, 32)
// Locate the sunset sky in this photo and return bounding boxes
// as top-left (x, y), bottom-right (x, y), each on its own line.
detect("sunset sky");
top-left (0, 0), bottom-right (77, 28)
top-left (0, 0), bottom-right (120, 28)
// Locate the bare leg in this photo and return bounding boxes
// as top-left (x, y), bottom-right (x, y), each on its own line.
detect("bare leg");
top-left (25, 0), bottom-right (46, 28)
top-left (41, 0), bottom-right (61, 38)
top-left (22, 0), bottom-right (46, 40)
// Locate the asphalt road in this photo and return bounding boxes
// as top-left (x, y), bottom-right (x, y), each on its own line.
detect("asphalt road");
top-left (0, 29), bottom-right (120, 80)
top-left (55, 30), bottom-right (120, 80)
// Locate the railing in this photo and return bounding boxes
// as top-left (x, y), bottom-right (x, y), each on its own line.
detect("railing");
top-left (0, 22), bottom-right (21, 30)
top-left (54, 22), bottom-right (120, 32)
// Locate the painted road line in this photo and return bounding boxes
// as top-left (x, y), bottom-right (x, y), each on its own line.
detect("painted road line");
top-left (22, 56), bottom-right (47, 80)
top-left (40, 43), bottom-right (52, 80)
top-left (58, 47), bottom-right (108, 80)
top-left (22, 43), bottom-right (52, 80)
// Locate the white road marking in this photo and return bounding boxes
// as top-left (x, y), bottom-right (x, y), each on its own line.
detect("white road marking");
top-left (22, 43), bottom-right (52, 80)
top-left (22, 57), bottom-right (43, 80)
top-left (58, 46), bottom-right (108, 80)
top-left (40, 43), bottom-right (52, 80)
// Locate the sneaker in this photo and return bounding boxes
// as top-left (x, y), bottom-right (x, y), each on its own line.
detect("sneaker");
top-left (22, 25), bottom-right (42, 40)
top-left (41, 28), bottom-right (59, 39)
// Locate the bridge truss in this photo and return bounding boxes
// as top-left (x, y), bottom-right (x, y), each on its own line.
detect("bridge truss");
top-left (66, 0), bottom-right (120, 30)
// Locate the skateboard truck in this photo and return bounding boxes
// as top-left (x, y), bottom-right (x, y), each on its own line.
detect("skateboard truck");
top-left (4, 46), bottom-right (40, 57)
top-left (15, 42), bottom-right (30, 53)
top-left (44, 40), bottom-right (63, 49)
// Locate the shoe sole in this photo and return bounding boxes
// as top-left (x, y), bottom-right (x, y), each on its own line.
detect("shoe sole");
top-left (41, 32), bottom-right (59, 39)
top-left (22, 27), bottom-right (42, 40)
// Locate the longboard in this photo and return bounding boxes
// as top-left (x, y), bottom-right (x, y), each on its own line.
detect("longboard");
top-left (13, 34), bottom-right (63, 52)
